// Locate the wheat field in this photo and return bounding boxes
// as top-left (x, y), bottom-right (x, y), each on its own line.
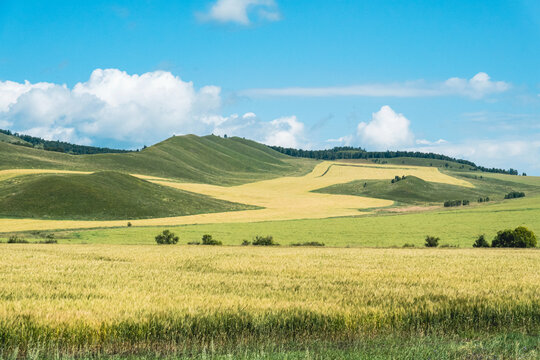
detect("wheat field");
top-left (0, 162), bottom-right (471, 232)
top-left (0, 244), bottom-right (538, 356)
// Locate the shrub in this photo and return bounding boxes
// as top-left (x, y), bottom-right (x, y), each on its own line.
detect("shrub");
top-left (187, 241), bottom-right (201, 245)
top-left (444, 200), bottom-right (462, 207)
top-left (7, 235), bottom-right (28, 244)
top-left (290, 241), bottom-right (325, 247)
top-left (252, 235), bottom-right (278, 246)
top-left (201, 234), bottom-right (222, 246)
top-left (39, 238), bottom-right (58, 244)
top-left (440, 244), bottom-right (459, 248)
top-left (504, 191), bottom-right (525, 199)
top-left (402, 243), bottom-right (415, 248)
top-left (155, 230), bottom-right (179, 245)
top-left (462, 200), bottom-right (470, 206)
top-left (424, 235), bottom-right (440, 247)
top-left (127, 222), bottom-right (132, 227)
top-left (473, 234), bottom-right (490, 248)
top-left (241, 240), bottom-right (251, 246)
top-left (492, 226), bottom-right (537, 248)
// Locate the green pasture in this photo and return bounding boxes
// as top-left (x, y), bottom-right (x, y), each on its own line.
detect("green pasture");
top-left (0, 171), bottom-right (256, 220)
top-left (7, 194), bottom-right (536, 247)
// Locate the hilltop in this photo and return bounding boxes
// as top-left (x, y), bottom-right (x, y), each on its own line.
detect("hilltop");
top-left (0, 171), bottom-right (256, 220)
top-left (0, 134), bottom-right (315, 185)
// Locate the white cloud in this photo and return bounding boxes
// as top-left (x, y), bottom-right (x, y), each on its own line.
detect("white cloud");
top-left (264, 116), bottom-right (305, 148)
top-left (415, 139), bottom-right (447, 145)
top-left (241, 72), bottom-right (510, 99)
top-left (443, 72), bottom-right (510, 99)
top-left (411, 138), bottom-right (540, 173)
top-left (0, 69), bottom-right (223, 145)
top-left (356, 106), bottom-right (414, 150)
top-left (200, 0), bottom-right (280, 25)
top-left (326, 135), bottom-right (354, 146)
top-left (213, 112), bottom-right (307, 148)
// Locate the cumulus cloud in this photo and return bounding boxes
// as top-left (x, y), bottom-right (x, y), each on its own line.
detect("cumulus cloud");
top-left (241, 72), bottom-right (510, 99)
top-left (200, 0), bottom-right (280, 25)
top-left (356, 106), bottom-right (414, 150)
top-left (443, 72), bottom-right (510, 99)
top-left (264, 116), bottom-right (305, 148)
top-left (213, 112), bottom-right (307, 148)
top-left (411, 138), bottom-right (540, 174)
top-left (0, 69), bottom-right (223, 145)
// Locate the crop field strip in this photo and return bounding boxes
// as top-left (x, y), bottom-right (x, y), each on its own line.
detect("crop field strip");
top-left (0, 245), bottom-right (538, 356)
top-left (0, 162), bottom-right (473, 232)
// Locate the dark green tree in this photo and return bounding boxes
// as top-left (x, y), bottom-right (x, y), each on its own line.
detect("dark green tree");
top-left (424, 235), bottom-right (440, 247)
top-left (155, 230), bottom-right (179, 245)
top-left (473, 234), bottom-right (490, 248)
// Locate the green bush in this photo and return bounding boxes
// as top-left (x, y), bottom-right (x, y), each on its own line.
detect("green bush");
top-left (473, 234), bottom-right (490, 248)
top-left (7, 235), bottom-right (28, 244)
top-left (252, 235), bottom-right (278, 246)
top-left (492, 226), bottom-right (537, 248)
top-left (444, 200), bottom-right (462, 207)
top-left (424, 235), bottom-right (440, 247)
top-left (504, 191), bottom-right (525, 199)
top-left (402, 243), bottom-right (415, 248)
top-left (201, 234), bottom-right (222, 245)
top-left (155, 230), bottom-right (179, 245)
top-left (241, 239), bottom-right (251, 246)
top-left (290, 241), bottom-right (325, 247)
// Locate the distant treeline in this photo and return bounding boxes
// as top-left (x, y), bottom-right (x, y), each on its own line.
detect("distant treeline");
top-left (0, 129), bottom-right (132, 155)
top-left (270, 146), bottom-right (519, 175)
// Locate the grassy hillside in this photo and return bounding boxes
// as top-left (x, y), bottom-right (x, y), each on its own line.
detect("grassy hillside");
top-left (0, 171), bottom-right (256, 220)
top-left (0, 132), bottom-right (31, 146)
top-left (313, 173), bottom-right (540, 204)
top-left (0, 134), bottom-right (316, 185)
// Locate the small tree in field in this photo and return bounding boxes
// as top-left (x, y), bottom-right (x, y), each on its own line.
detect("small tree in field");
top-left (155, 230), bottom-right (179, 245)
top-left (424, 235), bottom-right (440, 247)
top-left (492, 226), bottom-right (537, 248)
top-left (201, 234), bottom-right (222, 245)
top-left (473, 234), bottom-right (490, 248)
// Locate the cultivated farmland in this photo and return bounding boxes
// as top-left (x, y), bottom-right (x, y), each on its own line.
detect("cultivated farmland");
top-left (0, 245), bottom-right (538, 358)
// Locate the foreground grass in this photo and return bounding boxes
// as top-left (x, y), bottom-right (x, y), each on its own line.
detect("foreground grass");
top-left (0, 245), bottom-right (538, 357)
top-left (1, 333), bottom-right (539, 359)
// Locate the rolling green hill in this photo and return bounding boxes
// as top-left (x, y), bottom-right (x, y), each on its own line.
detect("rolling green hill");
top-left (0, 132), bottom-right (31, 146)
top-left (0, 134), bottom-right (316, 185)
top-left (313, 174), bottom-right (540, 204)
top-left (0, 171), bottom-right (257, 220)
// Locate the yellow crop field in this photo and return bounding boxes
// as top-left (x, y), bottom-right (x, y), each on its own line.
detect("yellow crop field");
top-left (0, 244), bottom-right (538, 355)
top-left (0, 169), bottom-right (91, 182)
top-left (0, 162), bottom-right (473, 232)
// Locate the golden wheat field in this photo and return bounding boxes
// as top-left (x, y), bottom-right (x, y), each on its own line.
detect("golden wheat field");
top-left (0, 244), bottom-right (538, 355)
top-left (0, 162), bottom-right (471, 232)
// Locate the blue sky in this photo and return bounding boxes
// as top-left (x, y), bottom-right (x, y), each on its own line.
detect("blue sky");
top-left (1, 0), bottom-right (540, 174)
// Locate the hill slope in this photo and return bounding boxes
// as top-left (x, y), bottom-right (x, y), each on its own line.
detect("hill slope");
top-left (0, 171), bottom-right (257, 220)
top-left (0, 135), bottom-right (316, 185)
top-left (313, 175), bottom-right (540, 204)
top-left (0, 132), bottom-right (31, 146)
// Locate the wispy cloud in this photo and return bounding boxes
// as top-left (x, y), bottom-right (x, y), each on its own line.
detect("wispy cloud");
top-left (241, 72), bottom-right (510, 99)
top-left (198, 0), bottom-right (280, 25)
